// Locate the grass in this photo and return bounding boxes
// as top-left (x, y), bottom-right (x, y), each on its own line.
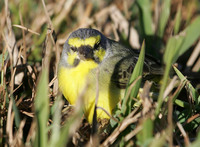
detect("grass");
top-left (1, 0), bottom-right (200, 146)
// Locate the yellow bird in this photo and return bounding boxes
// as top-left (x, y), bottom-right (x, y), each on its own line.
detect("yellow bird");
top-left (58, 28), bottom-right (162, 123)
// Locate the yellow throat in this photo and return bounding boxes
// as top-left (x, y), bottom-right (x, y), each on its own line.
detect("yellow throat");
top-left (58, 58), bottom-right (117, 123)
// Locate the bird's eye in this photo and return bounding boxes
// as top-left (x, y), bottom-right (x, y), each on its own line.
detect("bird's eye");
top-left (94, 42), bottom-right (100, 50)
top-left (71, 47), bottom-right (77, 52)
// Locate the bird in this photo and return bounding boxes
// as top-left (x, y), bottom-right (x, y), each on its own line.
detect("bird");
top-left (58, 28), bottom-right (163, 123)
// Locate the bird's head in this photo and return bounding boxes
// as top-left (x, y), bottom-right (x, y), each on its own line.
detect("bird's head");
top-left (61, 28), bottom-right (109, 67)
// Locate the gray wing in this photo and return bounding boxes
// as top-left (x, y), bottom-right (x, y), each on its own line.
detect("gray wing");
top-left (98, 41), bottom-right (164, 89)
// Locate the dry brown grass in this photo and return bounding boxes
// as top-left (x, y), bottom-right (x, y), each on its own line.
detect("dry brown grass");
top-left (1, 0), bottom-right (200, 146)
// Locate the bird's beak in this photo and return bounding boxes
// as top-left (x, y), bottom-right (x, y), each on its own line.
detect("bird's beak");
top-left (78, 46), bottom-right (94, 60)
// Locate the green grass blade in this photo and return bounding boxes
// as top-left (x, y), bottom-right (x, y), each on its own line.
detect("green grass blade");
top-left (174, 99), bottom-right (190, 108)
top-left (174, 4), bottom-right (182, 35)
top-left (0, 51), bottom-right (8, 86)
top-left (190, 131), bottom-right (200, 147)
top-left (178, 16), bottom-right (200, 57)
top-left (129, 42), bottom-right (145, 98)
top-left (164, 35), bottom-right (185, 64)
top-left (11, 95), bottom-right (21, 129)
top-left (158, 0), bottom-right (171, 38)
top-left (122, 41), bottom-right (145, 116)
top-left (173, 66), bottom-right (199, 104)
top-left (49, 96), bottom-right (62, 147)
top-left (164, 17), bottom-right (200, 67)
top-left (155, 63), bottom-right (171, 116)
top-left (137, 118), bottom-right (153, 146)
top-left (156, 35), bottom-right (184, 115)
top-left (136, 0), bottom-right (154, 36)
top-left (34, 69), bottom-right (49, 147)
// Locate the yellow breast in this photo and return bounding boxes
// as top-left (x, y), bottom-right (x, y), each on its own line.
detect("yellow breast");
top-left (58, 60), bottom-right (121, 123)
top-left (58, 60), bottom-right (98, 104)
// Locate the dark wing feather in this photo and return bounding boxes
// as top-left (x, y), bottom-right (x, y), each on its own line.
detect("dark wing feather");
top-left (109, 46), bottom-right (164, 89)
top-left (111, 55), bottom-right (138, 88)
